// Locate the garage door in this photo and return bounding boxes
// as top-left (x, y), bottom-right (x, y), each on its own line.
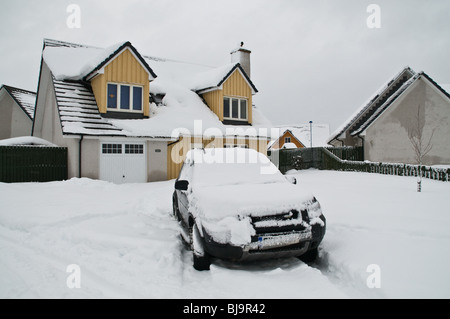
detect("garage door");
top-left (100, 142), bottom-right (147, 184)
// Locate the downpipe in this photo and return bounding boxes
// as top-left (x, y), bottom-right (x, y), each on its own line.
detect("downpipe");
top-left (79, 135), bottom-right (84, 178)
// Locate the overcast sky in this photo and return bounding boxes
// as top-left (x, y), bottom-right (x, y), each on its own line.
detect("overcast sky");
top-left (1, 0), bottom-right (449, 132)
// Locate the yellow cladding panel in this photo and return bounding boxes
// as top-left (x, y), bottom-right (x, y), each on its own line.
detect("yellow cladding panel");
top-left (90, 48), bottom-right (150, 116)
top-left (280, 131), bottom-right (304, 149)
top-left (91, 75), bottom-right (106, 113)
top-left (202, 69), bottom-right (253, 123)
top-left (202, 90), bottom-right (223, 121)
top-left (223, 69), bottom-right (252, 98)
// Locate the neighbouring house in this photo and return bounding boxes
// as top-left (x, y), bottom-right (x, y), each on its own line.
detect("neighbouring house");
top-left (32, 39), bottom-right (273, 183)
top-left (268, 124), bottom-right (330, 150)
top-left (327, 67), bottom-right (450, 165)
top-left (0, 85), bottom-right (36, 139)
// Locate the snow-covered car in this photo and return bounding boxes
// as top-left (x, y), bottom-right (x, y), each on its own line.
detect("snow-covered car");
top-left (172, 148), bottom-right (326, 271)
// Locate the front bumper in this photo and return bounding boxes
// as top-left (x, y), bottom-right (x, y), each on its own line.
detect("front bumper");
top-left (202, 215), bottom-right (326, 262)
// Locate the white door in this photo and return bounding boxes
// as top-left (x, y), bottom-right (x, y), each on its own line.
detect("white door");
top-left (100, 142), bottom-right (147, 184)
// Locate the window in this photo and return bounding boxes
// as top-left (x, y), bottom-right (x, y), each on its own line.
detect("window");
top-left (120, 86), bottom-right (130, 110)
top-left (125, 144), bottom-right (144, 154)
top-left (107, 84), bottom-right (118, 109)
top-left (223, 97), bottom-right (248, 121)
top-left (102, 143), bottom-right (122, 154)
top-left (285, 137), bottom-right (291, 144)
top-left (224, 98), bottom-right (230, 118)
top-left (240, 100), bottom-right (247, 119)
top-left (107, 83), bottom-right (143, 112)
top-left (133, 87), bottom-right (143, 111)
top-left (232, 99), bottom-right (239, 118)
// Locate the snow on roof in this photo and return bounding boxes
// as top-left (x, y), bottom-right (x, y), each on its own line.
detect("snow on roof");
top-left (43, 40), bottom-right (156, 81)
top-left (351, 74), bottom-right (420, 136)
top-left (53, 80), bottom-right (125, 136)
top-left (271, 124), bottom-right (330, 148)
top-left (327, 66), bottom-right (416, 144)
top-left (187, 62), bottom-right (240, 91)
top-left (44, 43), bottom-right (106, 81)
top-left (144, 56), bottom-right (214, 86)
top-left (41, 39), bottom-right (272, 139)
top-left (186, 63), bottom-right (257, 93)
top-left (109, 79), bottom-right (270, 138)
top-left (327, 68), bottom-right (450, 144)
top-left (0, 136), bottom-right (57, 147)
top-left (1, 85), bottom-right (36, 119)
top-left (282, 142), bottom-right (299, 149)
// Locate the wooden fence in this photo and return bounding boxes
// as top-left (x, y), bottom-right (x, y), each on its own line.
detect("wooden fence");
top-left (321, 148), bottom-right (449, 182)
top-left (269, 146), bottom-right (364, 174)
top-left (0, 146), bottom-right (68, 183)
top-left (270, 147), bottom-right (449, 182)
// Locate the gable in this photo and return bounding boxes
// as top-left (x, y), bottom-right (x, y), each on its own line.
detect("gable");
top-left (200, 67), bottom-right (255, 124)
top-left (328, 67), bottom-right (416, 144)
top-left (223, 68), bottom-right (253, 98)
top-left (87, 46), bottom-right (155, 82)
top-left (281, 131), bottom-right (305, 148)
top-left (269, 130), bottom-right (305, 150)
top-left (363, 74), bottom-right (450, 135)
top-left (84, 43), bottom-right (156, 81)
top-left (90, 48), bottom-right (151, 117)
top-left (193, 63), bottom-right (257, 95)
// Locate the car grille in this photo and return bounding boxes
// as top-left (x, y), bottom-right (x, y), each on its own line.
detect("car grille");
top-left (250, 210), bottom-right (309, 240)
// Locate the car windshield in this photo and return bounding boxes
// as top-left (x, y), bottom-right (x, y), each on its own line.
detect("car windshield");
top-left (187, 148), bottom-right (287, 187)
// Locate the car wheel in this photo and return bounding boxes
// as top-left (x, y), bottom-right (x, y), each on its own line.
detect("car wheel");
top-left (172, 195), bottom-right (180, 220)
top-left (298, 247), bottom-right (318, 263)
top-left (192, 224), bottom-right (210, 271)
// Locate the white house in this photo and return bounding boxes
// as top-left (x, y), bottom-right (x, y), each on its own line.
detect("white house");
top-left (0, 85), bottom-right (36, 140)
top-left (328, 67), bottom-right (450, 165)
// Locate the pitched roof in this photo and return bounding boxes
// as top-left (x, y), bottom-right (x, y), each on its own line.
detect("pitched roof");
top-left (267, 129), bottom-right (304, 150)
top-left (1, 85), bottom-right (36, 119)
top-left (43, 39), bottom-right (157, 82)
top-left (268, 124), bottom-right (330, 149)
top-left (327, 67), bottom-right (450, 144)
top-left (188, 62), bottom-right (258, 94)
top-left (40, 39), bottom-right (271, 139)
top-left (53, 80), bottom-right (125, 136)
top-left (327, 67), bottom-right (416, 143)
top-left (84, 41), bottom-right (157, 81)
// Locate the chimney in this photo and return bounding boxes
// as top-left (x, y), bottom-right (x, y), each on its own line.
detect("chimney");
top-left (230, 42), bottom-right (251, 78)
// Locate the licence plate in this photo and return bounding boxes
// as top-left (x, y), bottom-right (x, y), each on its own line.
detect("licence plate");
top-left (255, 232), bottom-right (309, 250)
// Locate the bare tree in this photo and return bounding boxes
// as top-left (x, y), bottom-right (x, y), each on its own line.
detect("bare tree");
top-left (407, 104), bottom-right (435, 192)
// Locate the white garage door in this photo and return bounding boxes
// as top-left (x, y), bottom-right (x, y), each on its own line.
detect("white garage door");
top-left (100, 142), bottom-right (147, 184)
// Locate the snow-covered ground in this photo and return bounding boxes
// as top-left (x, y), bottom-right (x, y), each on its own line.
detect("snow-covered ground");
top-left (1, 170), bottom-right (449, 299)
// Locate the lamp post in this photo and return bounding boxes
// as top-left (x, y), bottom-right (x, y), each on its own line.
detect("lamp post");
top-left (309, 121), bottom-right (313, 148)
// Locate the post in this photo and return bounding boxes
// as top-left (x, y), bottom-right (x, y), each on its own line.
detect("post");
top-left (309, 121), bottom-right (313, 148)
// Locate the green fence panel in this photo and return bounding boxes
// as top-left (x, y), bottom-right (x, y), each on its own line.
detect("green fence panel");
top-left (273, 146), bottom-right (449, 182)
top-left (0, 146), bottom-right (68, 183)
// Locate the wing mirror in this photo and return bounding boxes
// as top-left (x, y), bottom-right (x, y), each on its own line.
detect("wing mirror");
top-left (175, 180), bottom-right (189, 191)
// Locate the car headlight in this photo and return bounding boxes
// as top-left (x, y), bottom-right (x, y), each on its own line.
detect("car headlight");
top-left (202, 216), bottom-right (255, 246)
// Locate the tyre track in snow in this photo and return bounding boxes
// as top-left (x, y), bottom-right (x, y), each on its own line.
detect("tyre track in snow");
top-left (0, 226), bottom-right (137, 298)
top-left (309, 248), bottom-right (387, 299)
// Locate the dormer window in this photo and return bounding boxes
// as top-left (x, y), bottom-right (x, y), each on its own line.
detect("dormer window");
top-left (107, 83), bottom-right (143, 112)
top-left (223, 96), bottom-right (248, 121)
